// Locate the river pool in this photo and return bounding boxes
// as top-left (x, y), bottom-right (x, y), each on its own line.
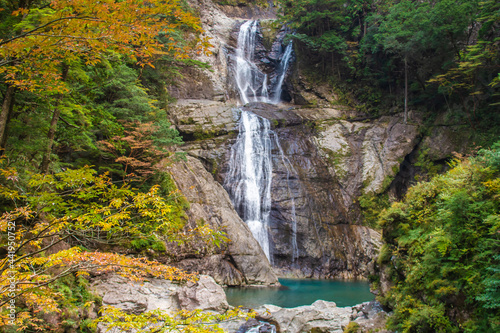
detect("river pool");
top-left (225, 278), bottom-right (374, 308)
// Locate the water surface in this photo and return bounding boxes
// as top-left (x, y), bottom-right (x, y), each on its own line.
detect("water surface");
top-left (225, 278), bottom-right (373, 308)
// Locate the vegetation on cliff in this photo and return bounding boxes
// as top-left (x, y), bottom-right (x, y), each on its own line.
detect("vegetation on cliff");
top-left (377, 144), bottom-right (500, 332)
top-left (278, 0), bottom-right (500, 138)
top-left (277, 1), bottom-right (500, 330)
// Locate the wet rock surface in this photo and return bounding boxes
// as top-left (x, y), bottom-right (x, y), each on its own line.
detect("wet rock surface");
top-left (210, 106), bottom-right (385, 279)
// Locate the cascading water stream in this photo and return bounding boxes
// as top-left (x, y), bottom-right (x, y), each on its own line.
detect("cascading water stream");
top-left (234, 20), bottom-right (293, 105)
top-left (225, 20), bottom-right (298, 263)
top-left (235, 20), bottom-right (270, 104)
top-left (271, 40), bottom-right (293, 104)
top-left (225, 111), bottom-right (273, 260)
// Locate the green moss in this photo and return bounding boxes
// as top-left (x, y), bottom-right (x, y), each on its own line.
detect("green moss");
top-left (324, 148), bottom-right (349, 179)
top-left (192, 124), bottom-right (226, 141)
top-left (343, 322), bottom-right (361, 333)
top-left (179, 117), bottom-right (195, 125)
top-left (391, 164), bottom-right (400, 174)
top-left (381, 174), bottom-right (395, 191)
top-left (260, 19), bottom-right (281, 50)
top-left (211, 158), bottom-right (220, 175)
top-left (358, 193), bottom-right (390, 229)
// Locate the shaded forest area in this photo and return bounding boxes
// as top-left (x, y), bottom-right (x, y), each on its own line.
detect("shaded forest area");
top-left (279, 0), bottom-right (499, 140)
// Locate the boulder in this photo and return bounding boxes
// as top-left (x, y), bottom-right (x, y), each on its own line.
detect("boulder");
top-left (257, 300), bottom-right (352, 333)
top-left (169, 99), bottom-right (238, 138)
top-left (177, 275), bottom-right (229, 313)
top-left (351, 301), bottom-right (392, 333)
top-left (91, 274), bottom-right (180, 315)
top-left (92, 274), bottom-right (230, 333)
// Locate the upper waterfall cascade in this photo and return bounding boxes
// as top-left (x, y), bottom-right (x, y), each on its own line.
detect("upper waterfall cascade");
top-left (225, 20), bottom-right (298, 263)
top-left (234, 20), bottom-right (293, 105)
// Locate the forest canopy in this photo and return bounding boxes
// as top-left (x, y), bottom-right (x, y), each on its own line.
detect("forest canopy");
top-left (278, 0), bottom-right (500, 135)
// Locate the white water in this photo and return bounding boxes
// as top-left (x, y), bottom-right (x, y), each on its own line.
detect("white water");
top-left (235, 20), bottom-right (270, 104)
top-left (271, 40), bottom-right (293, 104)
top-left (225, 111), bottom-right (273, 260)
top-left (226, 20), bottom-right (298, 263)
top-left (234, 20), bottom-right (293, 105)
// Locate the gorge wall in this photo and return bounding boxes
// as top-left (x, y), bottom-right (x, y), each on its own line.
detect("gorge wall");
top-left (163, 0), bottom-right (473, 283)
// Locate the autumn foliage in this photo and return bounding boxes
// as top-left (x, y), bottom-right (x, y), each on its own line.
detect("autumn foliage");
top-left (0, 0), bottom-right (211, 94)
top-left (0, 165), bottom-right (228, 331)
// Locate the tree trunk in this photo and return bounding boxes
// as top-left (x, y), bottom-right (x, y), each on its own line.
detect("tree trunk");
top-left (0, 85), bottom-right (15, 151)
top-left (1, 87), bottom-right (15, 151)
top-left (404, 56), bottom-right (408, 124)
top-left (40, 63), bottom-right (69, 174)
top-left (40, 107), bottom-right (62, 173)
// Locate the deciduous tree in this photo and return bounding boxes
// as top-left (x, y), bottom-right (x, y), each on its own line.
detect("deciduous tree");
top-left (0, 0), bottom-right (211, 172)
top-left (0, 165), bottom-right (228, 330)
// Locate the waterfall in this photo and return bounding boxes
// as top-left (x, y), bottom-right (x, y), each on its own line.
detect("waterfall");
top-left (225, 20), bottom-right (298, 263)
top-left (225, 111), bottom-right (273, 260)
top-left (235, 20), bottom-right (270, 104)
top-left (234, 20), bottom-right (294, 105)
top-left (272, 40), bottom-right (293, 104)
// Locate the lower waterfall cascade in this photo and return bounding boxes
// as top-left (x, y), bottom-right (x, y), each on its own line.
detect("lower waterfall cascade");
top-left (224, 111), bottom-right (273, 261)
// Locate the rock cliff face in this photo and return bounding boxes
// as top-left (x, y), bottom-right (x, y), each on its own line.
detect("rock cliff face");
top-left (166, 155), bottom-right (279, 286)
top-left (218, 104), bottom-right (390, 278)
top-left (162, 0), bottom-right (472, 283)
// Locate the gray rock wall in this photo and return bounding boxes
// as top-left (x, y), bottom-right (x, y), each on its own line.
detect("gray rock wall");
top-left (166, 155), bottom-right (279, 286)
top-left (225, 105), bottom-right (387, 278)
top-left (161, 0), bottom-right (472, 284)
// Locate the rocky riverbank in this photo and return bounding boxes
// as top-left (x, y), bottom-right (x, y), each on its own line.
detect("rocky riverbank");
top-left (91, 274), bottom-right (390, 333)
